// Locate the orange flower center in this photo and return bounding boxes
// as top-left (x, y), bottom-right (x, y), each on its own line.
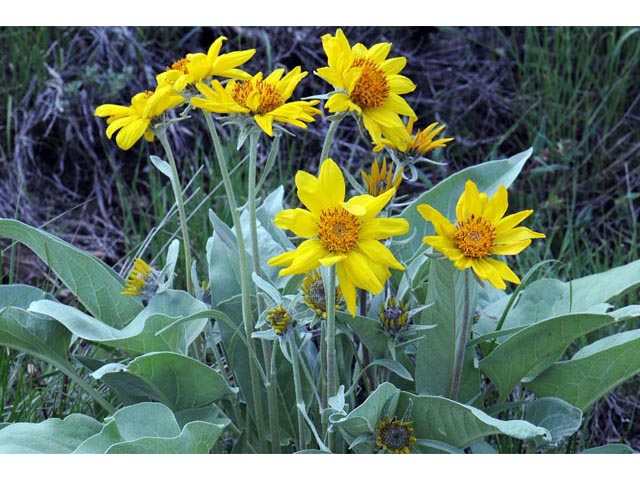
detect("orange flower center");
top-left (317, 207), bottom-right (361, 253)
top-left (232, 80), bottom-right (284, 114)
top-left (167, 58), bottom-right (189, 74)
top-left (350, 57), bottom-right (390, 109)
top-left (452, 215), bottom-right (496, 258)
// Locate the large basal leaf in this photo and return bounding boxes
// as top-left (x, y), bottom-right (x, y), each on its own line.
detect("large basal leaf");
top-left (479, 313), bottom-right (618, 400)
top-left (525, 328), bottom-right (640, 411)
top-left (73, 402), bottom-right (228, 454)
top-left (398, 391), bottom-right (551, 449)
top-left (415, 258), bottom-right (479, 403)
top-left (0, 285), bottom-right (55, 309)
top-left (330, 382), bottom-right (400, 451)
top-left (579, 444), bottom-right (634, 454)
top-left (522, 397), bottom-right (583, 444)
top-left (28, 290), bottom-right (209, 355)
top-left (0, 219), bottom-right (142, 327)
top-left (0, 414), bottom-right (103, 453)
top-left (396, 148), bottom-right (531, 262)
top-left (336, 311), bottom-right (388, 359)
top-left (93, 352), bottom-right (234, 411)
top-left (478, 259), bottom-right (640, 332)
top-left (0, 306), bottom-right (73, 376)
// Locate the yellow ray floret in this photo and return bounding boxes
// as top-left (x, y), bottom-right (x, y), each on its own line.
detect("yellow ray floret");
top-left (316, 28), bottom-right (417, 149)
top-left (191, 67), bottom-right (321, 136)
top-left (418, 180), bottom-right (546, 289)
top-left (94, 86), bottom-right (184, 150)
top-left (374, 118), bottom-right (454, 155)
top-left (156, 36), bottom-right (256, 91)
top-left (361, 157), bottom-right (403, 197)
top-left (122, 258), bottom-right (153, 296)
top-left (268, 158), bottom-right (409, 316)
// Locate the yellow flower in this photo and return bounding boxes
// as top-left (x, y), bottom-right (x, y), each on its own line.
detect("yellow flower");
top-left (191, 67), bottom-right (321, 136)
top-left (266, 306), bottom-right (294, 336)
top-left (122, 258), bottom-right (154, 296)
top-left (361, 157), bottom-right (402, 197)
top-left (376, 417), bottom-right (416, 454)
top-left (374, 118), bottom-right (454, 155)
top-left (94, 86), bottom-right (184, 150)
top-left (300, 269), bottom-right (343, 319)
top-left (316, 28), bottom-right (417, 148)
top-left (418, 180), bottom-right (546, 289)
top-left (156, 36), bottom-right (255, 91)
top-left (268, 158), bottom-right (409, 316)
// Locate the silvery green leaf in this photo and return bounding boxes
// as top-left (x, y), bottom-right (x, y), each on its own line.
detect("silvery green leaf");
top-left (149, 155), bottom-right (173, 179)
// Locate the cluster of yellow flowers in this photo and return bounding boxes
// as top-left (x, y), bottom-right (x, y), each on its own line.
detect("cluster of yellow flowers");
top-left (104, 29), bottom-right (544, 319)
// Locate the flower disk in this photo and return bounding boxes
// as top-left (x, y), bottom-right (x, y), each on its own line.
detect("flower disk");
top-left (376, 417), bottom-right (416, 454)
top-left (268, 158), bottom-right (409, 316)
top-left (418, 180), bottom-right (546, 289)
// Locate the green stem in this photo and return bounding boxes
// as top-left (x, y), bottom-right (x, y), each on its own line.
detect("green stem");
top-left (449, 269), bottom-right (471, 401)
top-left (203, 113), bottom-right (267, 452)
top-left (324, 265), bottom-right (337, 451)
top-left (247, 130), bottom-right (281, 453)
top-left (156, 131), bottom-right (194, 295)
top-left (320, 115), bottom-right (343, 161)
top-left (288, 334), bottom-right (307, 451)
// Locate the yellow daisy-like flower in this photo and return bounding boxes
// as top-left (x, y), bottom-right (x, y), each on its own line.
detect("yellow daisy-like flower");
top-left (376, 417), bottom-right (416, 454)
top-left (374, 118), bottom-right (454, 155)
top-left (268, 158), bottom-right (409, 316)
top-left (361, 157), bottom-right (403, 197)
top-left (94, 86), bottom-right (184, 150)
top-left (191, 67), bottom-right (321, 136)
top-left (418, 180), bottom-right (546, 290)
top-left (122, 258), bottom-right (153, 296)
top-left (156, 36), bottom-right (256, 91)
top-left (300, 269), bottom-right (343, 319)
top-left (316, 28), bottom-right (417, 149)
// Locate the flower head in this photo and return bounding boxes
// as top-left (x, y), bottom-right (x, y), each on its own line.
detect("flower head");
top-left (266, 306), bottom-right (294, 336)
top-left (268, 158), bottom-right (409, 316)
top-left (374, 118), bottom-right (454, 155)
top-left (300, 269), bottom-right (343, 319)
top-left (191, 67), bottom-right (321, 136)
top-left (316, 28), bottom-right (417, 149)
top-left (156, 36), bottom-right (255, 92)
top-left (94, 86), bottom-right (184, 150)
top-left (376, 417), bottom-right (416, 454)
top-left (122, 258), bottom-right (158, 297)
top-left (379, 297), bottom-right (409, 335)
top-left (418, 180), bottom-right (546, 289)
top-left (361, 157), bottom-right (402, 197)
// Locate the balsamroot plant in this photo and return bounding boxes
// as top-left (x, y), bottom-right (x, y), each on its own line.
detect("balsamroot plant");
top-left (1, 28), bottom-right (639, 455)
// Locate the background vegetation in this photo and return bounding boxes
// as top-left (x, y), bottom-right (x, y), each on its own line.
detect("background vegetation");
top-left (1, 26), bottom-right (638, 450)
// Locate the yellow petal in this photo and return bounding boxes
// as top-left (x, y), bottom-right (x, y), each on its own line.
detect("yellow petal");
top-left (357, 240), bottom-right (404, 270)
top-left (491, 240), bottom-right (532, 255)
top-left (273, 208), bottom-right (318, 237)
top-left (484, 185), bottom-right (509, 223)
top-left (484, 257), bottom-right (521, 285)
top-left (359, 218), bottom-right (409, 240)
top-left (495, 226), bottom-right (545, 244)
top-left (417, 204), bottom-right (456, 238)
top-left (319, 253), bottom-right (347, 266)
top-left (254, 114), bottom-right (274, 136)
top-left (115, 118), bottom-right (150, 150)
top-left (337, 262), bottom-right (357, 316)
top-left (495, 210), bottom-right (533, 234)
top-left (342, 250), bottom-right (383, 294)
top-left (279, 239), bottom-right (328, 276)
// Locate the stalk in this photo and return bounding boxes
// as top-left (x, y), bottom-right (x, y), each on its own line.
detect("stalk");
top-left (324, 265), bottom-right (337, 451)
top-left (449, 269), bottom-right (471, 401)
top-left (319, 115), bottom-right (343, 161)
top-left (202, 113), bottom-right (267, 452)
top-left (156, 130), bottom-right (194, 295)
top-left (247, 130), bottom-right (282, 452)
top-left (288, 334), bottom-right (307, 451)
